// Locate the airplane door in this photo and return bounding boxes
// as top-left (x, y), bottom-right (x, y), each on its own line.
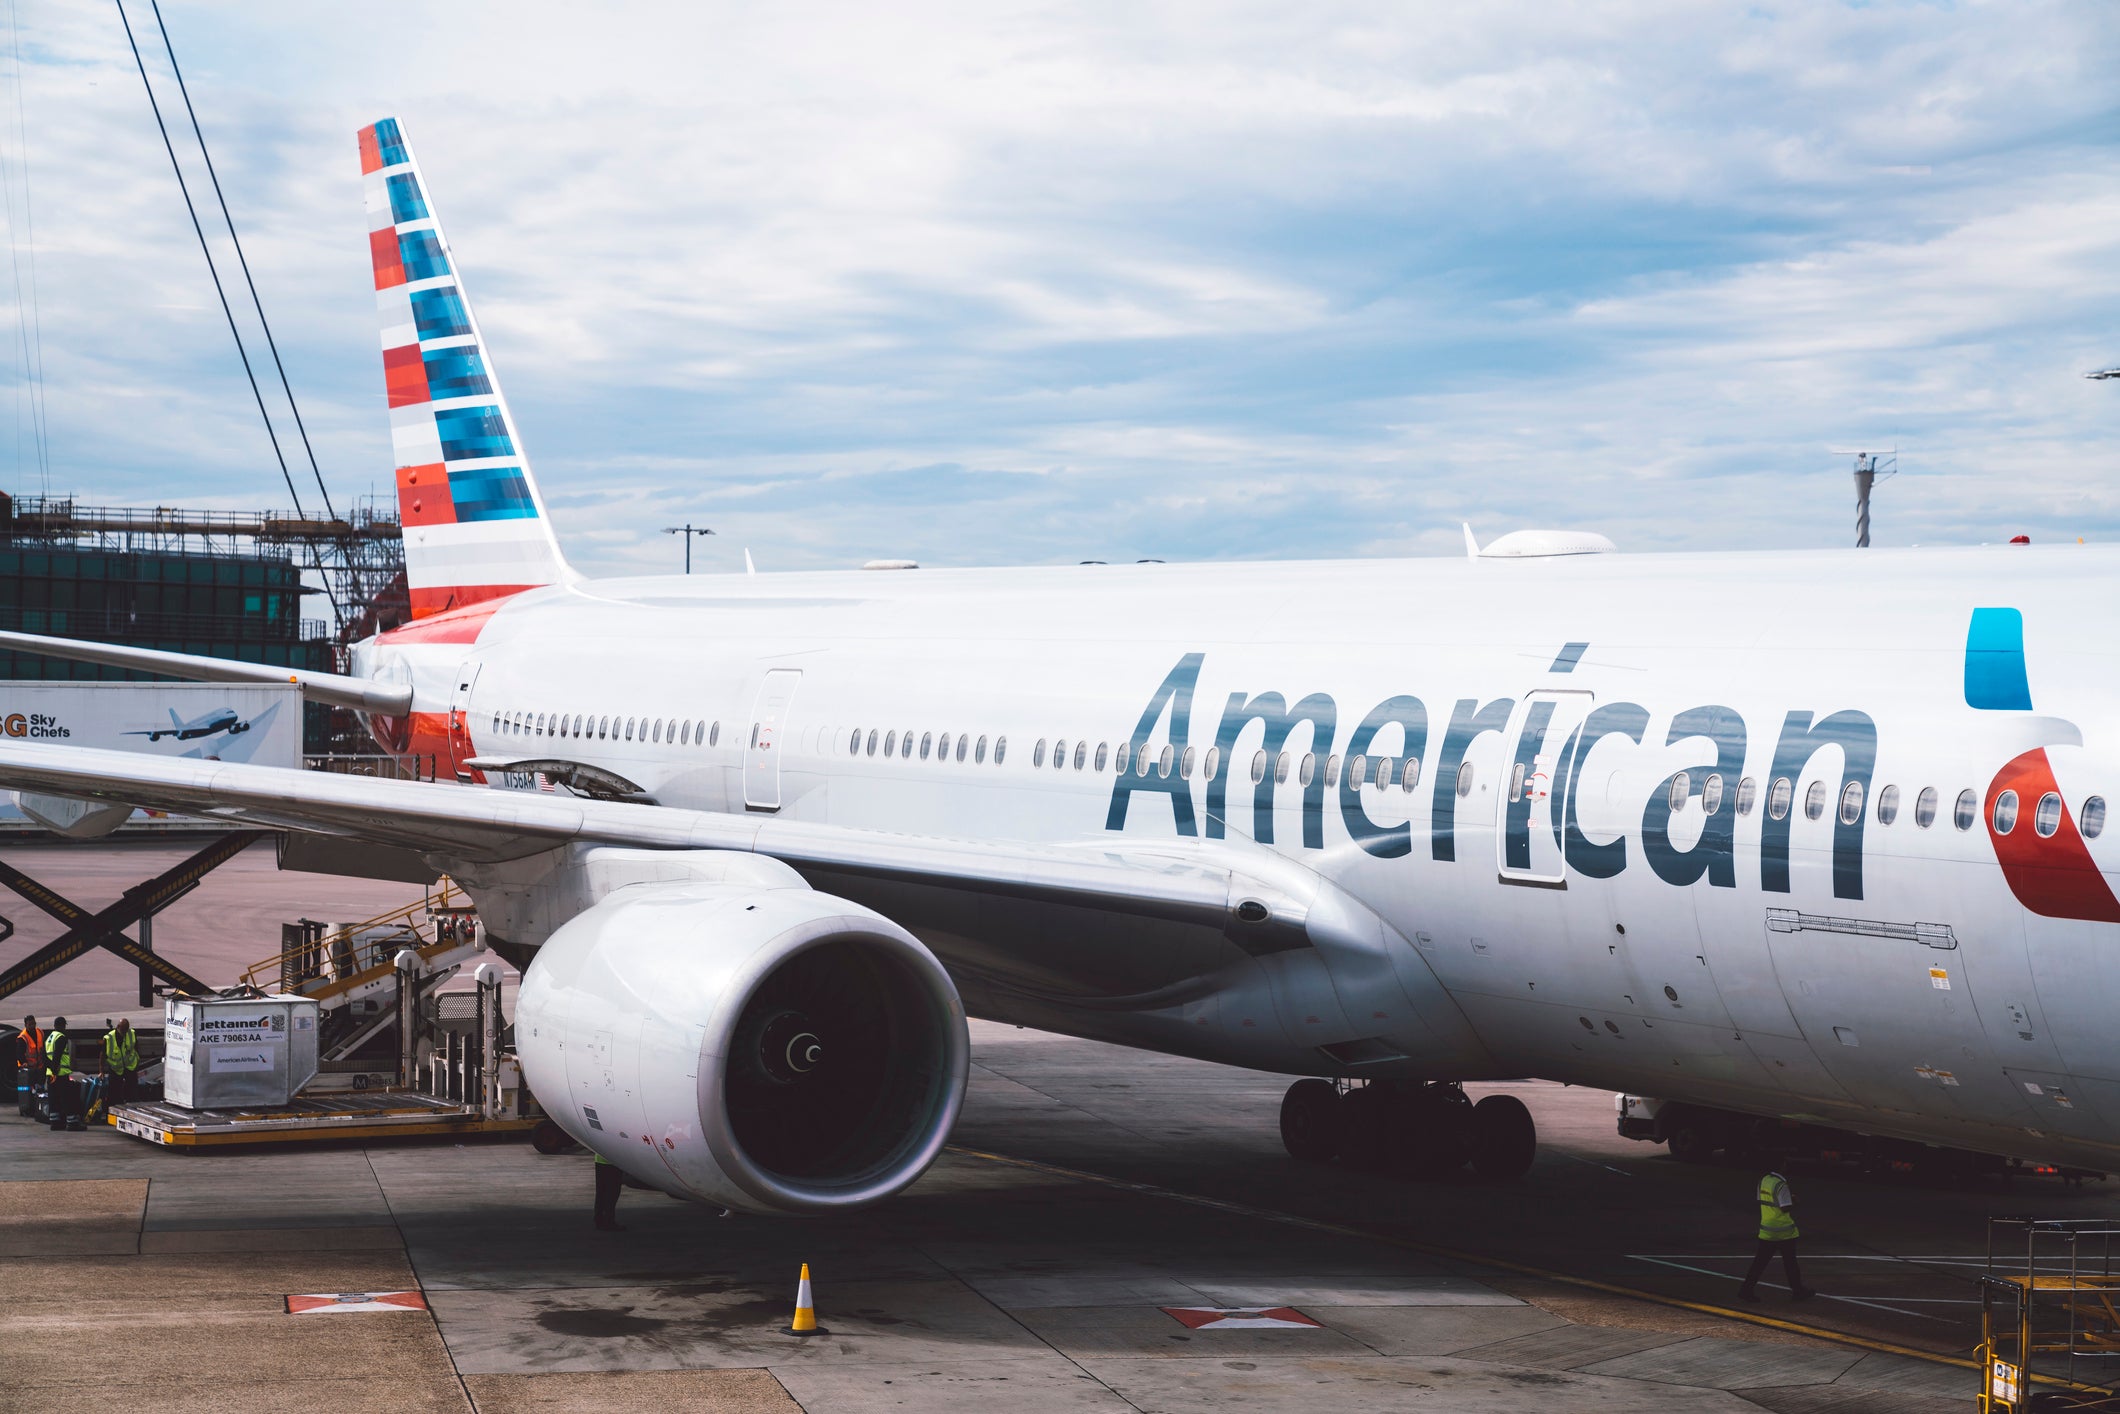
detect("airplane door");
top-left (446, 662), bottom-right (482, 781)
top-left (1762, 908), bottom-right (2032, 1123)
top-left (743, 669), bottom-right (802, 811)
top-left (1496, 691), bottom-right (1594, 886)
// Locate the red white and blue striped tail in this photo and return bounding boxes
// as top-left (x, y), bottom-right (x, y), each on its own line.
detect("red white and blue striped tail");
top-left (360, 117), bottom-right (570, 619)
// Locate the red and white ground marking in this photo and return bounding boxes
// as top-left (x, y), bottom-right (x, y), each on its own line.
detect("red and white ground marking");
top-left (1162, 1306), bottom-right (1323, 1330)
top-left (285, 1290), bottom-right (429, 1315)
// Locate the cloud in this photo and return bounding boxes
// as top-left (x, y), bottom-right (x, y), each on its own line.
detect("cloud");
top-left (0, 0), bottom-right (2111, 587)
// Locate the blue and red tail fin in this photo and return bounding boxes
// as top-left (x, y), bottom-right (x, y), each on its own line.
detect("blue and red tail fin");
top-left (360, 117), bottom-right (569, 618)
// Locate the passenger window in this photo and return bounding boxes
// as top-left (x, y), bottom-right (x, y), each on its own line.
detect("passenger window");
top-left (629, 718), bottom-right (639, 741)
top-left (1074, 741), bottom-right (1087, 770)
top-left (654, 720), bottom-right (665, 744)
top-left (535, 713), bottom-right (545, 734)
top-left (2034, 791), bottom-right (2062, 838)
top-left (885, 731), bottom-right (898, 758)
top-left (1803, 780), bottom-right (1826, 820)
top-left (1767, 777), bottom-right (1792, 820)
top-left (1914, 786), bottom-right (1938, 828)
top-left (1402, 757), bottom-right (1420, 792)
top-left (975, 735), bottom-right (988, 763)
top-left (1251, 751), bottom-right (1266, 783)
top-left (1348, 754), bottom-right (1367, 787)
top-left (2083, 795), bottom-right (2107, 839)
top-left (1875, 783), bottom-right (1899, 825)
top-left (1701, 773), bottom-right (1724, 815)
top-left (1159, 744), bottom-right (1175, 778)
top-left (1114, 741), bottom-right (1129, 774)
top-left (1668, 771), bottom-right (1690, 812)
top-left (1181, 746), bottom-right (1195, 778)
top-left (920, 732), bottom-right (932, 760)
top-left (1508, 761), bottom-right (1526, 803)
top-left (1053, 739), bottom-right (1067, 769)
top-left (1954, 788), bottom-right (1977, 831)
top-left (1456, 761), bottom-right (1474, 797)
top-left (1095, 743), bottom-right (1109, 772)
top-left (749, 722), bottom-right (761, 750)
top-left (1325, 754), bottom-right (1340, 787)
top-left (994, 735), bottom-right (1007, 765)
top-left (1377, 757), bottom-right (1396, 788)
top-left (956, 735), bottom-right (968, 763)
top-left (1033, 739), bottom-right (1046, 767)
top-left (710, 721), bottom-right (721, 746)
top-left (600, 716), bottom-right (610, 739)
top-left (937, 732), bottom-right (950, 759)
top-left (1203, 746), bottom-right (1220, 781)
top-left (1298, 753), bottom-right (1315, 786)
top-left (849, 728), bottom-right (861, 755)
top-left (1992, 789), bottom-right (2019, 835)
top-left (1736, 776), bottom-right (1756, 816)
top-left (1839, 780), bottom-right (1863, 825)
top-left (680, 720), bottom-right (690, 745)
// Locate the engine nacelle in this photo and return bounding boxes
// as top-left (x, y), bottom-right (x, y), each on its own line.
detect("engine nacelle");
top-left (517, 881), bottom-right (969, 1214)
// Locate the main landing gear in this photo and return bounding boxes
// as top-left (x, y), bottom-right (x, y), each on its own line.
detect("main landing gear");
top-left (1279, 1079), bottom-right (1537, 1183)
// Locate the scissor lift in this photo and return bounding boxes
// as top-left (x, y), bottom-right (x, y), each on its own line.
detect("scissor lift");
top-left (106, 882), bottom-right (539, 1148)
top-left (1979, 1217), bottom-right (2120, 1411)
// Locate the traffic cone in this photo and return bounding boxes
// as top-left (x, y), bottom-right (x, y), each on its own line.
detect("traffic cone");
top-left (784, 1262), bottom-right (829, 1336)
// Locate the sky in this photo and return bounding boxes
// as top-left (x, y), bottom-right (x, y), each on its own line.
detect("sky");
top-left (0, 1), bottom-right (2115, 582)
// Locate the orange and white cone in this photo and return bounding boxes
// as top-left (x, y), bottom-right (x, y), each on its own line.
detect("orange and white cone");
top-left (784, 1262), bottom-right (829, 1337)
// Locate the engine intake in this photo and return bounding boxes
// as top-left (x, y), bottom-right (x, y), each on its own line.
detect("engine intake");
top-left (517, 880), bottom-right (968, 1214)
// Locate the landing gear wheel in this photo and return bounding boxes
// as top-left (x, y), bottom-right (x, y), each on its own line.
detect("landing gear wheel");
top-left (1665, 1121), bottom-right (1714, 1165)
top-left (1337, 1084), bottom-right (1389, 1170)
top-left (1280, 1079), bottom-right (1342, 1162)
top-left (529, 1119), bottom-right (575, 1155)
top-left (1469, 1093), bottom-right (1537, 1182)
top-left (1394, 1085), bottom-right (1475, 1179)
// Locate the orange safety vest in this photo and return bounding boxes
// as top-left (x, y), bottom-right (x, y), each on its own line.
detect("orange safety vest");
top-left (17, 1027), bottom-right (41, 1068)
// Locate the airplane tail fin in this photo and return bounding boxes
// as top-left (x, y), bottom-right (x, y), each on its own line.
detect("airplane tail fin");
top-left (359, 118), bottom-right (570, 618)
top-left (168, 708), bottom-right (183, 727)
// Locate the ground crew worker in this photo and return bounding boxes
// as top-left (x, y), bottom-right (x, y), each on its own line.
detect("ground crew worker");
top-left (102, 1019), bottom-right (139, 1109)
top-left (15, 1016), bottom-right (41, 1116)
top-left (44, 1017), bottom-right (78, 1132)
top-left (1738, 1168), bottom-right (1815, 1302)
top-left (593, 1153), bottom-right (626, 1231)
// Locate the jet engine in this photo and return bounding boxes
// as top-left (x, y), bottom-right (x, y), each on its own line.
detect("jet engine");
top-left (516, 879), bottom-right (969, 1214)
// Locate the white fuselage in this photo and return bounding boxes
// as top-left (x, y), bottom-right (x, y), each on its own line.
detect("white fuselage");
top-left (360, 543), bottom-right (2120, 1169)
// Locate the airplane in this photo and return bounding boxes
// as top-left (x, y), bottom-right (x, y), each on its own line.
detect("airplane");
top-left (1, 116), bottom-right (2117, 1216)
top-left (123, 706), bottom-right (252, 743)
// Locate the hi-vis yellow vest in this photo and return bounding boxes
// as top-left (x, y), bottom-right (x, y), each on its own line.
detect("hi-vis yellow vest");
top-left (1757, 1172), bottom-right (1798, 1241)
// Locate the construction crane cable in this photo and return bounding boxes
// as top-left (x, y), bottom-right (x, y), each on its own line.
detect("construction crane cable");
top-left (149, 0), bottom-right (335, 522)
top-left (113, 0), bottom-right (306, 519)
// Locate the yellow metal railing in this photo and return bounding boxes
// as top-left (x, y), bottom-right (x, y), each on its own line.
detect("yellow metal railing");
top-left (239, 880), bottom-right (469, 992)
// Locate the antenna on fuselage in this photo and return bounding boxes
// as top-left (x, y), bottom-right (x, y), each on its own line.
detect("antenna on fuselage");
top-left (1831, 449), bottom-right (1896, 548)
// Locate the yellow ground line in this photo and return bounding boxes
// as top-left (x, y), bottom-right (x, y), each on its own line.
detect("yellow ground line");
top-left (947, 1143), bottom-right (2105, 1392)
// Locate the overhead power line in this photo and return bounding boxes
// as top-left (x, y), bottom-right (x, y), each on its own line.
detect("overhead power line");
top-left (149, 0), bottom-right (334, 520)
top-left (114, 0), bottom-right (306, 518)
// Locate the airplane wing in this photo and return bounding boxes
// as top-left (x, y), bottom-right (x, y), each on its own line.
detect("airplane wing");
top-left (0, 740), bottom-right (1307, 942)
top-left (0, 629), bottom-right (411, 715)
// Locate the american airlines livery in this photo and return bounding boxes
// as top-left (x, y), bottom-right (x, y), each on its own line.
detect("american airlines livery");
top-left (3, 118), bottom-right (2115, 1214)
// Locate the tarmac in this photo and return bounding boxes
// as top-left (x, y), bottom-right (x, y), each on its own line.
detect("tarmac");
top-left (2, 838), bottom-right (2103, 1411)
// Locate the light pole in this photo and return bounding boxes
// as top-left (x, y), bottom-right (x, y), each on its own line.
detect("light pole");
top-left (1832, 450), bottom-right (1895, 548)
top-left (662, 524), bottom-right (715, 573)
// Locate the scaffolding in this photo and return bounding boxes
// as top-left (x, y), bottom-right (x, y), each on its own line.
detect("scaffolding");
top-left (0, 491), bottom-right (407, 647)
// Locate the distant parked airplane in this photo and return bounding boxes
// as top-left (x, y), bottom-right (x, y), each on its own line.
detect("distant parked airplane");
top-left (124, 707), bottom-right (252, 744)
